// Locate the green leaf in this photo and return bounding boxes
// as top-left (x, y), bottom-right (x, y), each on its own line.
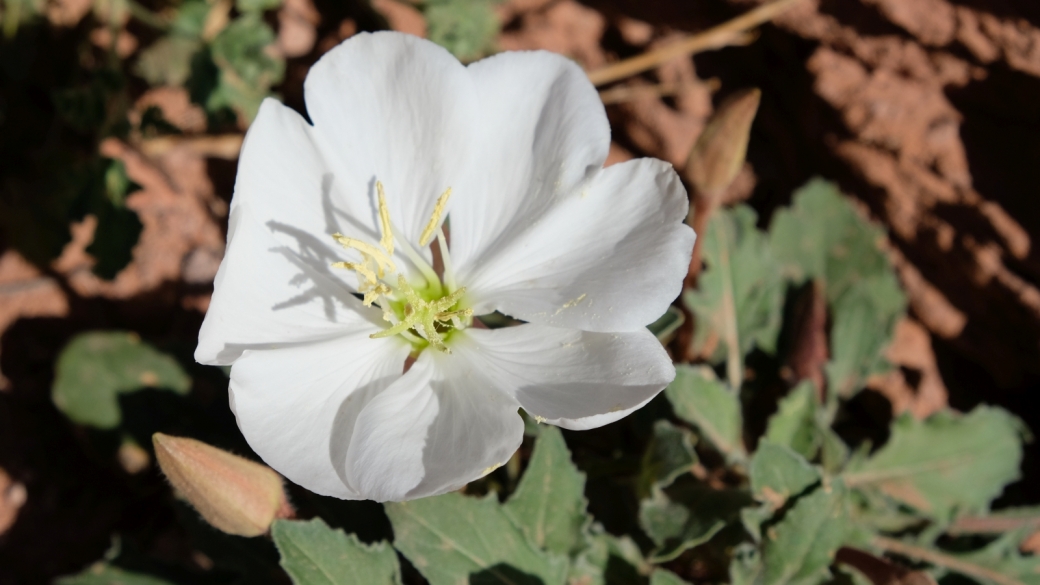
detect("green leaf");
top-left (651, 569), bottom-right (693, 585)
top-left (52, 331), bottom-right (191, 428)
top-left (386, 492), bottom-right (569, 585)
top-left (947, 529), bottom-right (1040, 585)
top-left (271, 518), bottom-right (401, 585)
top-left (236, 0), bottom-right (282, 13)
top-left (819, 428), bottom-right (849, 474)
top-left (134, 36), bottom-right (203, 86)
top-left (208, 14), bottom-right (284, 121)
top-left (768, 179), bottom-right (891, 303)
top-left (685, 205), bottom-right (783, 363)
top-left (763, 382), bottom-right (819, 460)
top-left (825, 273), bottom-right (905, 397)
top-left (844, 406), bottom-right (1024, 521)
top-left (640, 480), bottom-right (751, 562)
top-left (567, 526), bottom-right (650, 585)
top-left (730, 543), bottom-right (763, 585)
top-left (55, 564), bottom-right (175, 585)
top-left (762, 480), bottom-right (849, 585)
top-left (638, 420), bottom-right (698, 497)
top-left (749, 443), bottom-right (820, 509)
top-left (648, 305), bottom-right (686, 344)
top-left (504, 426), bottom-right (588, 556)
top-left (665, 366), bottom-right (744, 461)
top-left (170, 0), bottom-right (211, 37)
top-left (425, 0), bottom-right (500, 61)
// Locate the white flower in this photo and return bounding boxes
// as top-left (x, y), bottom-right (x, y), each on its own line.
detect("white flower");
top-left (196, 31), bottom-right (695, 502)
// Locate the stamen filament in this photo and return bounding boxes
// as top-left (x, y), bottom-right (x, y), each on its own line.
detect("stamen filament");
top-left (436, 227), bottom-right (457, 293)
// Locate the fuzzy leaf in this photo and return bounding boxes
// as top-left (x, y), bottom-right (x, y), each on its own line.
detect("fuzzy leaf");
top-left (272, 519), bottom-right (400, 585)
top-left (504, 426), bottom-right (588, 556)
top-left (639, 420), bottom-right (698, 496)
top-left (750, 443), bottom-right (820, 509)
top-left (768, 179), bottom-right (891, 303)
top-left (386, 493), bottom-right (568, 585)
top-left (825, 273), bottom-right (905, 397)
top-left (845, 406), bottom-right (1024, 521)
top-left (651, 569), bottom-right (694, 585)
top-left (764, 382), bottom-right (819, 460)
top-left (425, 0), bottom-right (499, 61)
top-left (208, 14), bottom-right (284, 120)
top-left (640, 480), bottom-right (751, 562)
top-left (665, 366), bottom-right (744, 460)
top-left (52, 331), bottom-right (191, 428)
top-left (648, 305), bottom-right (686, 344)
top-left (686, 205), bottom-right (783, 362)
top-left (948, 529), bottom-right (1040, 585)
top-left (762, 480), bottom-right (849, 585)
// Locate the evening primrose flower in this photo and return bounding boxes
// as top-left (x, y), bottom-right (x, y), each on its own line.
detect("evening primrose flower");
top-left (196, 31), bottom-right (695, 502)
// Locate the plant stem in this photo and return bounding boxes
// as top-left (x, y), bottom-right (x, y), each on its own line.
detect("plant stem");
top-left (585, 0), bottom-right (808, 86)
top-left (872, 535), bottom-right (1025, 585)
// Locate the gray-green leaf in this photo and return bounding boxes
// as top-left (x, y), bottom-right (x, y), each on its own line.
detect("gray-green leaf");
top-left (685, 205), bottom-right (784, 363)
top-left (52, 331), bottom-right (191, 428)
top-left (762, 480), bottom-right (849, 585)
top-left (763, 382), bottom-right (819, 460)
top-left (844, 406), bottom-right (1024, 521)
top-left (825, 273), bottom-right (905, 397)
top-left (640, 481), bottom-right (750, 562)
top-left (387, 492), bottom-right (568, 585)
top-left (639, 420), bottom-right (698, 497)
top-left (504, 426), bottom-right (588, 556)
top-left (665, 366), bottom-right (745, 461)
top-left (750, 442), bottom-right (820, 509)
top-left (271, 518), bottom-right (401, 585)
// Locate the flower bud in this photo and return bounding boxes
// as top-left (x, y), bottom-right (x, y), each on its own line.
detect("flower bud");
top-left (685, 88), bottom-right (761, 199)
top-left (152, 433), bottom-right (293, 537)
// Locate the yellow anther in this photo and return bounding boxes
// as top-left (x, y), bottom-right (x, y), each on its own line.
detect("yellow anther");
top-left (375, 181), bottom-right (394, 256)
top-left (332, 234), bottom-right (397, 276)
top-left (332, 261), bottom-right (378, 287)
top-left (419, 187), bottom-right (452, 247)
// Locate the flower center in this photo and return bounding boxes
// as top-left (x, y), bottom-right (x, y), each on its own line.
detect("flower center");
top-left (331, 181), bottom-right (471, 354)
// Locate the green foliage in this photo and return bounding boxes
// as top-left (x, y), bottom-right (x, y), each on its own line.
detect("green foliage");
top-left (686, 205), bottom-right (783, 363)
top-left (844, 406), bottom-right (1024, 521)
top-left (134, 36), bottom-right (203, 86)
top-left (749, 443), bottom-right (819, 508)
top-left (761, 481), bottom-right (850, 585)
top-left (272, 518), bottom-right (402, 585)
top-left (52, 331), bottom-right (191, 428)
top-left (55, 564), bottom-right (175, 585)
top-left (639, 420), bottom-right (698, 496)
top-left (665, 365), bottom-right (745, 461)
top-left (640, 481), bottom-right (750, 562)
top-left (208, 14), bottom-right (284, 121)
top-left (503, 426), bottom-right (588, 556)
top-left (947, 529), bottom-right (1040, 584)
top-left (387, 492), bottom-right (569, 585)
top-left (768, 179), bottom-right (906, 398)
top-left (648, 305), bottom-right (686, 344)
top-left (424, 0), bottom-right (500, 61)
top-left (763, 382), bottom-right (819, 460)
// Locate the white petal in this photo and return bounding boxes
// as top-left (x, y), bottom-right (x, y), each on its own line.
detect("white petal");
top-left (304, 32), bottom-right (478, 247)
top-left (197, 201), bottom-right (382, 365)
top-left (458, 159), bottom-right (694, 332)
top-left (455, 324), bottom-right (674, 430)
top-left (449, 50), bottom-right (610, 271)
top-left (344, 350), bottom-right (524, 502)
top-left (228, 331), bottom-right (410, 499)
